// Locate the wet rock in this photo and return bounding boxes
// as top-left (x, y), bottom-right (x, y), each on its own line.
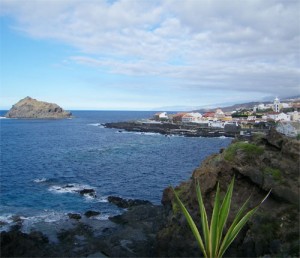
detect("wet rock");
top-left (78, 189), bottom-right (96, 198)
top-left (107, 196), bottom-right (152, 208)
top-left (84, 211), bottom-right (100, 218)
top-left (68, 213), bottom-right (82, 220)
top-left (0, 229), bottom-right (51, 257)
top-left (99, 204), bottom-right (168, 257)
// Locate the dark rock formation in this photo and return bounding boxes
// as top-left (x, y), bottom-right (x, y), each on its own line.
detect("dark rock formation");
top-left (0, 229), bottom-right (50, 257)
top-left (104, 121), bottom-right (266, 138)
top-left (84, 211), bottom-right (101, 218)
top-left (5, 96), bottom-right (72, 119)
top-left (107, 196), bottom-right (152, 208)
top-left (157, 129), bottom-right (300, 257)
top-left (67, 213), bottom-right (82, 220)
top-left (99, 204), bottom-right (168, 257)
top-left (78, 189), bottom-right (96, 198)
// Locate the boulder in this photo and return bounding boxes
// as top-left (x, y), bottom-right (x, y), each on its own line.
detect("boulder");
top-left (78, 189), bottom-right (96, 198)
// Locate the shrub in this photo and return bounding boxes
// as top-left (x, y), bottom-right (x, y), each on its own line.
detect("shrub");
top-left (224, 142), bottom-right (264, 161)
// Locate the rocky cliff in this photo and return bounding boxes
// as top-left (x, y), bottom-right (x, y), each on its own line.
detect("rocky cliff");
top-left (5, 97), bottom-right (72, 119)
top-left (158, 129), bottom-right (299, 257)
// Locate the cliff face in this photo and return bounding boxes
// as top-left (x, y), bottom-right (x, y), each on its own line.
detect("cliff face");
top-left (5, 97), bottom-right (72, 119)
top-left (158, 130), bottom-right (299, 257)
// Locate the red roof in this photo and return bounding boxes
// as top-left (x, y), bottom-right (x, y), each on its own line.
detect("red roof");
top-left (203, 112), bottom-right (215, 117)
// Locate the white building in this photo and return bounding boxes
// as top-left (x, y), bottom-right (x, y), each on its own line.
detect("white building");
top-left (214, 108), bottom-right (225, 119)
top-left (154, 112), bottom-right (168, 120)
top-left (267, 112), bottom-right (290, 121)
top-left (288, 111), bottom-right (300, 122)
top-left (182, 112), bottom-right (202, 123)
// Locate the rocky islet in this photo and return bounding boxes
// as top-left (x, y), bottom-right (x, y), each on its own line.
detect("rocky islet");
top-left (5, 96), bottom-right (72, 119)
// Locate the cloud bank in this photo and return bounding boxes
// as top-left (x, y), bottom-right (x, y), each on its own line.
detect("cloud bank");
top-left (1, 0), bottom-right (299, 98)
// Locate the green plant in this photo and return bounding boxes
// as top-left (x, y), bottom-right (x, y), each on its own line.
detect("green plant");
top-left (263, 167), bottom-right (282, 181)
top-left (172, 177), bottom-right (271, 258)
top-left (224, 142), bottom-right (264, 161)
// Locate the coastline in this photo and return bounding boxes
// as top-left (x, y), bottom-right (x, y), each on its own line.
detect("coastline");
top-left (1, 118), bottom-right (298, 257)
top-left (103, 120), bottom-right (268, 139)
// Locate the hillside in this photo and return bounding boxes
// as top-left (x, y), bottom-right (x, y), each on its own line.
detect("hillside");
top-left (158, 129), bottom-right (299, 257)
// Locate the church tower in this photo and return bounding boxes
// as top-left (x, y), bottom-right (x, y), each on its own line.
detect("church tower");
top-left (273, 97), bottom-right (281, 112)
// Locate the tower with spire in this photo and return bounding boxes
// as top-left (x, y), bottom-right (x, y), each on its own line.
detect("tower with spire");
top-left (273, 97), bottom-right (281, 112)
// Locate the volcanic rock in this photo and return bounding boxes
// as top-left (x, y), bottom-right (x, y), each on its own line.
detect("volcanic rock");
top-left (107, 196), bottom-right (152, 208)
top-left (84, 211), bottom-right (101, 218)
top-left (157, 130), bottom-right (300, 257)
top-left (5, 96), bottom-right (72, 119)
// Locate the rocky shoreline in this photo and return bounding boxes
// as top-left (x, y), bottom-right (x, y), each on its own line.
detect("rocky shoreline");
top-left (104, 121), bottom-right (267, 138)
top-left (1, 130), bottom-right (299, 257)
top-left (0, 197), bottom-right (169, 257)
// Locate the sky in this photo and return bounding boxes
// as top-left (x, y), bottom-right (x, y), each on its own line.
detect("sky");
top-left (0, 0), bottom-right (299, 110)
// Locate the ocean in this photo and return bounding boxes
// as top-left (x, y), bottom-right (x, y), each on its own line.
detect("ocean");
top-left (0, 111), bottom-right (231, 233)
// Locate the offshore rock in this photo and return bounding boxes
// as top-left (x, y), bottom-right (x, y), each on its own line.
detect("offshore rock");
top-left (157, 129), bottom-right (300, 257)
top-left (5, 96), bottom-right (72, 119)
top-left (84, 211), bottom-right (101, 218)
top-left (107, 196), bottom-right (152, 208)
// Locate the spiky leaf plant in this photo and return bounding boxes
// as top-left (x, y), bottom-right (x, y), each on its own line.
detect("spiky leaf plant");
top-left (172, 177), bottom-right (271, 258)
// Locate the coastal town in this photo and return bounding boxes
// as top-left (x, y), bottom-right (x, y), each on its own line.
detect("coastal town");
top-left (104, 97), bottom-right (300, 138)
top-left (150, 97), bottom-right (300, 138)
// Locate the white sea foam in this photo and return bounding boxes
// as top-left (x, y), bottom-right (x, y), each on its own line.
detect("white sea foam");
top-left (0, 214), bottom-right (14, 224)
top-left (48, 183), bottom-right (96, 196)
top-left (0, 116), bottom-right (8, 119)
top-left (119, 131), bottom-right (162, 136)
top-left (88, 123), bottom-right (104, 128)
top-left (93, 214), bottom-right (110, 220)
top-left (33, 178), bottom-right (47, 183)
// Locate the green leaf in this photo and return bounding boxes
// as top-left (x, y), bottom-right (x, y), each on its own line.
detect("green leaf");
top-left (196, 180), bottom-right (210, 252)
top-left (218, 189), bottom-right (271, 257)
top-left (172, 187), bottom-right (208, 258)
top-left (209, 183), bottom-right (220, 257)
top-left (218, 177), bottom-right (234, 241)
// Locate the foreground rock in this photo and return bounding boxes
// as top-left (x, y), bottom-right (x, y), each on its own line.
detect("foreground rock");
top-left (100, 204), bottom-right (168, 257)
top-left (5, 96), bottom-right (72, 119)
top-left (157, 129), bottom-right (299, 257)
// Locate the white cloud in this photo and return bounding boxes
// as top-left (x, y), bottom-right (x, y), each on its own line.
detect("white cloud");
top-left (1, 0), bottom-right (299, 98)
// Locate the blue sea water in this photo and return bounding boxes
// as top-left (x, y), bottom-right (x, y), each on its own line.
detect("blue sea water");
top-left (0, 111), bottom-right (231, 230)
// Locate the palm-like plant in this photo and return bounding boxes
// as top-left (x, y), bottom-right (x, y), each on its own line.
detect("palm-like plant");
top-left (172, 177), bottom-right (271, 258)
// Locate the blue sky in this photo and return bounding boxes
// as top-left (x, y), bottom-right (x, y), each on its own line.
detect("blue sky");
top-left (0, 0), bottom-right (299, 110)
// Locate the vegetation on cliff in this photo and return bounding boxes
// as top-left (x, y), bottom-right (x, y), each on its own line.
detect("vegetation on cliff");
top-left (159, 129), bottom-right (299, 257)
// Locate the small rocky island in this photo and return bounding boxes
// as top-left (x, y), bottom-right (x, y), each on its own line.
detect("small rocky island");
top-left (5, 97), bottom-right (72, 119)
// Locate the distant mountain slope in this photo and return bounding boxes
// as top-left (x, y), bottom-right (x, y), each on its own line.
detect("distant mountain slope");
top-left (193, 95), bottom-right (300, 113)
